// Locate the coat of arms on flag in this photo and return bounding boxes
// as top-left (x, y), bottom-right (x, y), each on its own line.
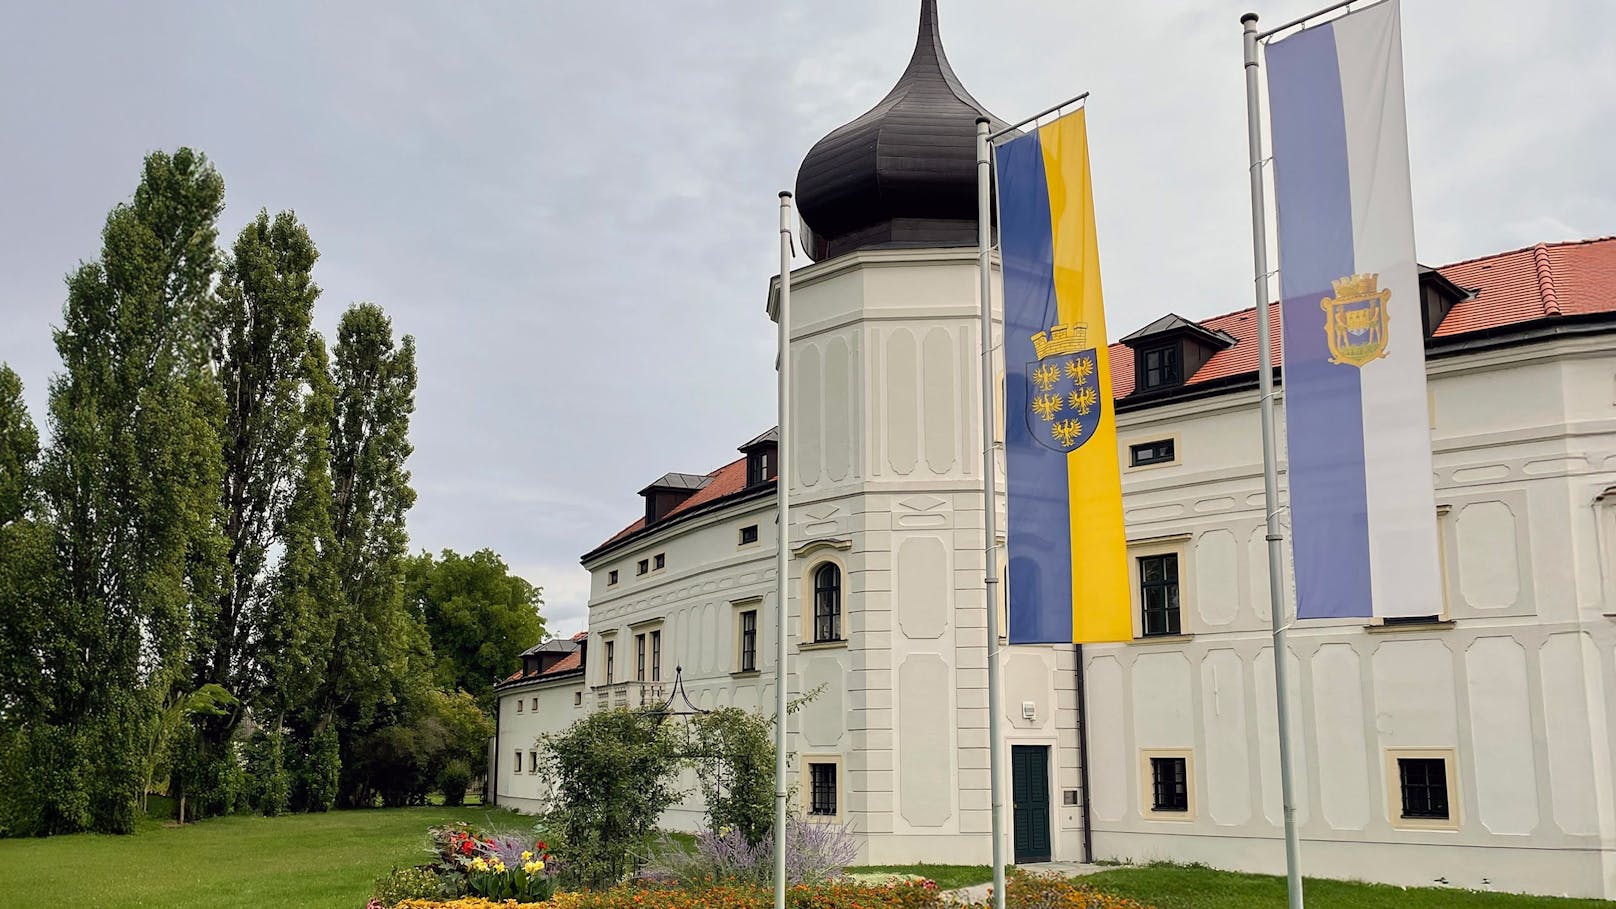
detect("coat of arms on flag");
top-left (1322, 272), bottom-right (1391, 368)
top-left (1025, 321), bottom-right (1101, 453)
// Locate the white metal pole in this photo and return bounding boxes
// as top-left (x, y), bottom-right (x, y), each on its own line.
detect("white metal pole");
top-left (1241, 13), bottom-right (1305, 909)
top-left (772, 190), bottom-right (794, 909)
top-left (975, 117), bottom-right (1008, 909)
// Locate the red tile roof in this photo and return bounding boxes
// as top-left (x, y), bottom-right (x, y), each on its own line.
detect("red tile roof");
top-left (540, 650), bottom-right (582, 677)
top-left (593, 456), bottom-right (763, 552)
top-left (1111, 236), bottom-right (1616, 397)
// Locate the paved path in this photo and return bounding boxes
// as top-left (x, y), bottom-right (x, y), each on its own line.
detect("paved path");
top-left (944, 862), bottom-right (1109, 904)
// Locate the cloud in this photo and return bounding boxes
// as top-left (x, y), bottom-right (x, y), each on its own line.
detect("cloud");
top-left (1, 0), bottom-right (1610, 646)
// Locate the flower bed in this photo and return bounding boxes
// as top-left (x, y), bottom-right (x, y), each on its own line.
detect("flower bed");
top-left (378, 872), bottom-right (1153, 909)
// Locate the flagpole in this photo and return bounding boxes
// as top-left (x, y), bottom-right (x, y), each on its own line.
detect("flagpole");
top-left (1241, 13), bottom-right (1305, 909)
top-left (773, 190), bottom-right (794, 909)
top-left (975, 117), bottom-right (1008, 909)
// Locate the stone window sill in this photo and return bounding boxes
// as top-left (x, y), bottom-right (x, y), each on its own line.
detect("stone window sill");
top-left (798, 639), bottom-right (847, 652)
top-left (1366, 619), bottom-right (1455, 634)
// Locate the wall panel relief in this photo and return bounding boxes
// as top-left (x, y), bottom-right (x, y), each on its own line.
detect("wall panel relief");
top-left (796, 345), bottom-right (824, 487)
top-left (1466, 636), bottom-right (1539, 835)
top-left (886, 331), bottom-right (918, 475)
top-left (825, 337), bottom-right (853, 482)
top-left (1085, 655), bottom-right (1127, 822)
top-left (1456, 501), bottom-right (1521, 610)
top-left (1311, 643), bottom-right (1370, 830)
top-left (1195, 529), bottom-right (1239, 627)
top-left (1200, 650), bottom-right (1251, 826)
top-left (922, 328), bottom-right (957, 474)
top-left (898, 654), bottom-right (953, 827)
top-left (799, 656), bottom-right (846, 749)
top-left (896, 537), bottom-right (949, 639)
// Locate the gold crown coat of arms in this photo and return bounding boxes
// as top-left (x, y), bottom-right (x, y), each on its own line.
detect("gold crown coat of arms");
top-left (1321, 273), bottom-right (1391, 368)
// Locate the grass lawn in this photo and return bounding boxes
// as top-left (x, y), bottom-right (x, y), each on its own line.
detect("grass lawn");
top-left (1081, 864), bottom-right (1615, 909)
top-left (0, 804), bottom-right (527, 909)
top-left (847, 864), bottom-right (994, 890)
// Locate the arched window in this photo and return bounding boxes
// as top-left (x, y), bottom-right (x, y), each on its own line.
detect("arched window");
top-left (812, 563), bottom-right (842, 642)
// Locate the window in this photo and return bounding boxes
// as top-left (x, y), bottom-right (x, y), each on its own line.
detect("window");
top-left (1382, 614), bottom-right (1443, 627)
top-left (739, 609), bottom-right (758, 672)
top-left (574, 691), bottom-right (582, 706)
top-left (653, 553), bottom-right (665, 571)
top-left (650, 629), bottom-right (662, 681)
top-left (637, 559), bottom-right (649, 576)
top-left (1398, 758), bottom-right (1450, 820)
top-left (531, 697), bottom-right (538, 711)
top-left (1140, 343), bottom-right (1182, 390)
top-left (514, 750), bottom-right (523, 773)
top-left (636, 633), bottom-right (647, 681)
top-left (812, 563), bottom-right (842, 643)
top-left (528, 751), bottom-right (537, 775)
top-left (1129, 438), bottom-right (1176, 468)
top-left (1150, 756), bottom-right (1189, 812)
top-left (808, 762), bottom-right (838, 817)
top-left (516, 699), bottom-right (524, 713)
top-left (604, 640), bottom-right (615, 684)
top-left (608, 569), bottom-right (619, 586)
top-left (747, 447), bottom-right (776, 486)
top-left (1139, 554), bottom-right (1181, 636)
top-left (739, 524), bottom-right (759, 545)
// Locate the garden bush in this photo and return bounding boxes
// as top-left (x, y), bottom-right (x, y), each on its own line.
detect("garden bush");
top-left (688, 708), bottom-right (775, 842)
top-left (436, 759), bottom-right (471, 807)
top-left (372, 866), bottom-right (444, 906)
top-left (539, 708), bottom-right (682, 887)
top-left (243, 729), bottom-right (291, 816)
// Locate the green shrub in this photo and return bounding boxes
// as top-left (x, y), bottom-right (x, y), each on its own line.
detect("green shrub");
top-left (243, 729), bottom-right (291, 816)
top-left (437, 759), bottom-right (472, 807)
top-left (373, 866), bottom-right (445, 906)
top-left (539, 708), bottom-right (683, 888)
top-left (688, 708), bottom-right (774, 842)
top-left (301, 726), bottom-right (340, 812)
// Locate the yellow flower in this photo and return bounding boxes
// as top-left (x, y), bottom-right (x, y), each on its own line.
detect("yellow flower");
top-left (491, 859), bottom-right (506, 874)
top-left (523, 860), bottom-right (542, 874)
top-left (521, 850), bottom-right (533, 861)
top-left (469, 857), bottom-right (488, 872)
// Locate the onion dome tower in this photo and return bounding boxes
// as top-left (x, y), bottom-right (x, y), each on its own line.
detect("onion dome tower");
top-left (794, 0), bottom-right (1012, 262)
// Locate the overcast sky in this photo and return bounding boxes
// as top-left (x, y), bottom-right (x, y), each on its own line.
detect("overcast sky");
top-left (2, 1), bottom-right (1611, 637)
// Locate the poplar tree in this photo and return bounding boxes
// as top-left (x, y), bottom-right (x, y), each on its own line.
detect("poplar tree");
top-left (185, 211), bottom-right (322, 800)
top-left (36, 148), bottom-right (228, 833)
top-left (317, 303), bottom-right (425, 802)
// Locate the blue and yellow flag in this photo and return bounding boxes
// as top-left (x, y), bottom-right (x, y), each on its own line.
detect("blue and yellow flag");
top-left (997, 109), bottom-right (1130, 644)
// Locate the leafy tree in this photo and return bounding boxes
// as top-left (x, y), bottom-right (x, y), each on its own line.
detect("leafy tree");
top-left (194, 211), bottom-right (322, 740)
top-left (33, 148), bottom-right (228, 834)
top-left (540, 708), bottom-right (684, 887)
top-left (316, 303), bottom-right (425, 804)
top-left (406, 548), bottom-right (545, 706)
top-left (688, 708), bottom-right (776, 843)
top-left (257, 334), bottom-right (341, 749)
top-left (0, 366), bottom-right (37, 527)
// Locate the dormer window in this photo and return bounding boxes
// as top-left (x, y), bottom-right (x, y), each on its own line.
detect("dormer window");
top-left (1120, 313), bottom-right (1237, 395)
top-left (640, 472), bottom-right (710, 525)
top-left (1139, 343), bottom-right (1181, 391)
top-left (740, 427), bottom-right (780, 488)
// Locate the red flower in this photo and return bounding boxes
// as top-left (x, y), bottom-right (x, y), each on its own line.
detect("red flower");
top-left (536, 840), bottom-right (547, 850)
top-left (460, 840), bottom-right (474, 855)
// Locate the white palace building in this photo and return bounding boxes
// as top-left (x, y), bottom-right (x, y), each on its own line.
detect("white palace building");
top-left (494, 2), bottom-right (1616, 899)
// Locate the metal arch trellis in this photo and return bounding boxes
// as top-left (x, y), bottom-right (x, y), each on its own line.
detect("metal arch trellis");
top-left (637, 665), bottom-right (758, 817)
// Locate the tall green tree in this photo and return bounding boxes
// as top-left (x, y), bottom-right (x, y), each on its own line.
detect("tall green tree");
top-left (34, 148), bottom-right (228, 833)
top-left (181, 210), bottom-right (323, 811)
top-left (316, 303), bottom-right (425, 804)
top-left (405, 548), bottom-right (545, 706)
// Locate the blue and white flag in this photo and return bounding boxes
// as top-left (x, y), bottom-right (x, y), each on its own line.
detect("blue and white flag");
top-left (1266, 0), bottom-right (1443, 620)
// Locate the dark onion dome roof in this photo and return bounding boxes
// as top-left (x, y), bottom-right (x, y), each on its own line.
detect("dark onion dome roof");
top-left (794, 0), bottom-right (1014, 262)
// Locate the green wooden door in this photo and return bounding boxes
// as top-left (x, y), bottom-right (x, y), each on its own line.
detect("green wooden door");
top-left (1011, 744), bottom-right (1051, 863)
